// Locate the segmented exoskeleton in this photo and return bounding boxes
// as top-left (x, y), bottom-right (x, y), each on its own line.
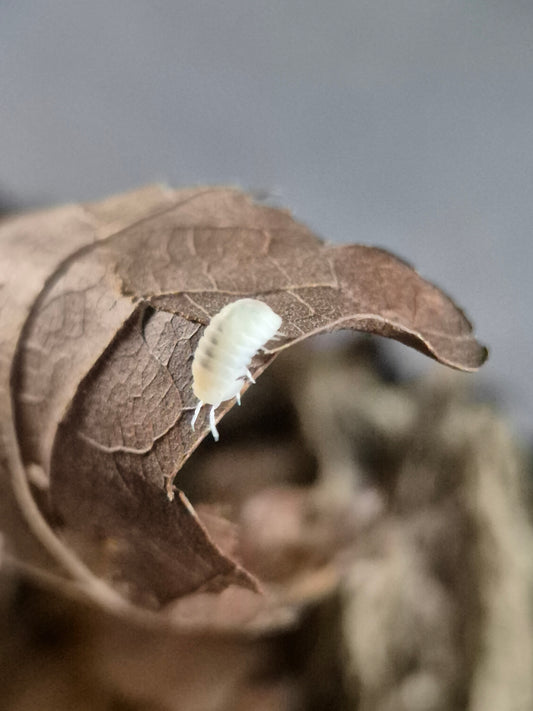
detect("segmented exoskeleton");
top-left (191, 298), bottom-right (282, 441)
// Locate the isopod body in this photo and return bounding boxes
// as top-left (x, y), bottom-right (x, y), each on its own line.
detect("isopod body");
top-left (191, 298), bottom-right (282, 441)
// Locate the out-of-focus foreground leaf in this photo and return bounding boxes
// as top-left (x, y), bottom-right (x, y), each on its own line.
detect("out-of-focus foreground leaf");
top-left (0, 186), bottom-right (487, 611)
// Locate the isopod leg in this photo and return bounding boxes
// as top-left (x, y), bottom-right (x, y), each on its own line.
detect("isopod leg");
top-left (209, 405), bottom-right (220, 442)
top-left (236, 392), bottom-right (241, 406)
top-left (245, 368), bottom-right (256, 383)
top-left (191, 400), bottom-right (203, 431)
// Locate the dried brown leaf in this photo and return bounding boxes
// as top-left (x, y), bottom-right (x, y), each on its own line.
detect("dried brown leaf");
top-left (0, 186), bottom-right (487, 610)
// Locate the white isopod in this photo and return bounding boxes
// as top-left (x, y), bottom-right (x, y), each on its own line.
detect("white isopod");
top-left (191, 298), bottom-right (282, 441)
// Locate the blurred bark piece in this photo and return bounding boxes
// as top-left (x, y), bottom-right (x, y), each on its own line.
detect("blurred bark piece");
top-left (286, 343), bottom-right (533, 711)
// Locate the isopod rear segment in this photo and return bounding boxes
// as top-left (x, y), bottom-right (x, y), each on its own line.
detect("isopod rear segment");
top-left (191, 298), bottom-right (282, 441)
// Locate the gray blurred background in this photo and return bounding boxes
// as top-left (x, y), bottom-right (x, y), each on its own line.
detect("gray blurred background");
top-left (1, 1), bottom-right (532, 438)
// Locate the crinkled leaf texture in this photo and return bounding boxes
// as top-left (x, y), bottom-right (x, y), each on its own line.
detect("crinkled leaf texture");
top-left (0, 186), bottom-right (487, 615)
